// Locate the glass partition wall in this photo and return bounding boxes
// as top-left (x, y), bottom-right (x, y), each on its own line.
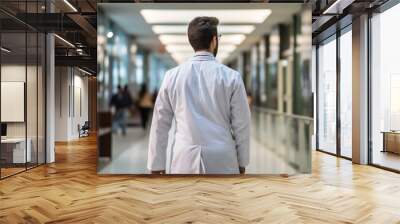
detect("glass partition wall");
top-left (339, 27), bottom-right (352, 159)
top-left (0, 3), bottom-right (46, 179)
top-left (370, 2), bottom-right (400, 171)
top-left (316, 25), bottom-right (352, 159)
top-left (317, 35), bottom-right (337, 155)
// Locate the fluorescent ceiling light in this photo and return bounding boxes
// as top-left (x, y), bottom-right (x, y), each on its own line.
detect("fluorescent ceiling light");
top-left (219, 25), bottom-right (255, 34)
top-left (1, 47), bottom-right (11, 53)
top-left (54, 34), bottom-right (75, 48)
top-left (165, 45), bottom-right (193, 52)
top-left (141, 9), bottom-right (271, 24)
top-left (78, 67), bottom-right (92, 76)
top-left (323, 0), bottom-right (353, 14)
top-left (166, 44), bottom-right (236, 53)
top-left (63, 0), bottom-right (78, 12)
top-left (159, 35), bottom-right (188, 44)
top-left (220, 34), bottom-right (246, 45)
top-left (152, 25), bottom-right (255, 34)
top-left (159, 34), bottom-right (245, 45)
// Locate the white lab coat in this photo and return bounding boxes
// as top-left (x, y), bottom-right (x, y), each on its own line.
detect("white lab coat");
top-left (147, 51), bottom-right (251, 174)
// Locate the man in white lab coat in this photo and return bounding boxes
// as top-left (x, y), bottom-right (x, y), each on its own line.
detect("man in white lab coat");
top-left (147, 17), bottom-right (251, 174)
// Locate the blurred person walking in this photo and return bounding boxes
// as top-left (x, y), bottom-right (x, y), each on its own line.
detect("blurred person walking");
top-left (110, 85), bottom-right (128, 136)
top-left (137, 84), bottom-right (154, 130)
top-left (123, 84), bottom-right (134, 115)
top-left (147, 17), bottom-right (251, 175)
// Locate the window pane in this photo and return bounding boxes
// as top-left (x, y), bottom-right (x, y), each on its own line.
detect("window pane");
top-left (1, 30), bottom-right (28, 177)
top-left (27, 31), bottom-right (38, 169)
top-left (317, 37), bottom-right (337, 154)
top-left (340, 29), bottom-right (352, 158)
top-left (371, 3), bottom-right (400, 171)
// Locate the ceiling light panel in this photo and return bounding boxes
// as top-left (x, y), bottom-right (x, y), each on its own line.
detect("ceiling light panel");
top-left (63, 0), bottom-right (78, 12)
top-left (1, 47), bottom-right (11, 53)
top-left (159, 35), bottom-right (188, 44)
top-left (141, 10), bottom-right (271, 24)
top-left (152, 25), bottom-right (255, 34)
top-left (54, 34), bottom-right (75, 48)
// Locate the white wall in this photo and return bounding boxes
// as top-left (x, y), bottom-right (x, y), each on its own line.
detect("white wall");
top-left (1, 64), bottom-right (46, 164)
top-left (55, 67), bottom-right (89, 141)
top-left (1, 66), bottom-right (26, 138)
top-left (1, 65), bottom-right (38, 137)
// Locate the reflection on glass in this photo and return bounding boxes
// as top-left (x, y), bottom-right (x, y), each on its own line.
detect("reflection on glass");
top-left (317, 37), bottom-right (337, 154)
top-left (0, 1), bottom-right (46, 178)
top-left (371, 4), bottom-right (400, 171)
top-left (340, 29), bottom-right (352, 158)
top-left (1, 31), bottom-right (27, 177)
top-left (251, 109), bottom-right (312, 173)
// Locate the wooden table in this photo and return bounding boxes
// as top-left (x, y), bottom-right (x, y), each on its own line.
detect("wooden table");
top-left (382, 131), bottom-right (400, 154)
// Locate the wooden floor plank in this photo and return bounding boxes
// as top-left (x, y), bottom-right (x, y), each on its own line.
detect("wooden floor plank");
top-left (0, 135), bottom-right (400, 223)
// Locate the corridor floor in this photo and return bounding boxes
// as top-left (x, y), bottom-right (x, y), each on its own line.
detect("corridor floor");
top-left (98, 127), bottom-right (297, 174)
top-left (0, 135), bottom-right (400, 223)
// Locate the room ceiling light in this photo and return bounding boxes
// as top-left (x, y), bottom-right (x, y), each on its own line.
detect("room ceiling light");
top-left (323, 0), bottom-right (353, 15)
top-left (78, 67), bottom-right (92, 76)
top-left (159, 34), bottom-right (245, 45)
top-left (220, 34), bottom-right (246, 45)
top-left (54, 34), bottom-right (75, 48)
top-left (141, 9), bottom-right (271, 24)
top-left (107, 31), bottom-right (114, 39)
top-left (1, 47), bottom-right (11, 53)
top-left (159, 35), bottom-right (188, 44)
top-left (152, 25), bottom-right (255, 34)
top-left (63, 0), bottom-right (78, 12)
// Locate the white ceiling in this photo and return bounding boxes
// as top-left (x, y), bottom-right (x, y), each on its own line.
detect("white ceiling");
top-left (99, 3), bottom-right (303, 64)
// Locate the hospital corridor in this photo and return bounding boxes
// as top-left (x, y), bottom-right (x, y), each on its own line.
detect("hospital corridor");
top-left (97, 3), bottom-right (313, 175)
top-left (98, 108), bottom-right (310, 174)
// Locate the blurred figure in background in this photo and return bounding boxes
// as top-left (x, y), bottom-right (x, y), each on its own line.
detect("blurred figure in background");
top-left (123, 84), bottom-right (134, 115)
top-left (137, 84), bottom-right (154, 130)
top-left (110, 85), bottom-right (127, 136)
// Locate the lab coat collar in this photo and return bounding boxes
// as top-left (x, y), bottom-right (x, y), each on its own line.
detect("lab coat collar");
top-left (191, 51), bottom-right (215, 61)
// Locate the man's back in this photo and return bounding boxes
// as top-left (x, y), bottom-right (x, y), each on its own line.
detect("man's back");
top-left (147, 51), bottom-right (251, 174)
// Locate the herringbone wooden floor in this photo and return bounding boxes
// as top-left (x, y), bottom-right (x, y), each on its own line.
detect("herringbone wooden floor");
top-left (1, 135), bottom-right (400, 224)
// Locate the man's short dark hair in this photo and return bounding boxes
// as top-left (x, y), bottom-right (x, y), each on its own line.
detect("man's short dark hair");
top-left (188, 17), bottom-right (219, 51)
